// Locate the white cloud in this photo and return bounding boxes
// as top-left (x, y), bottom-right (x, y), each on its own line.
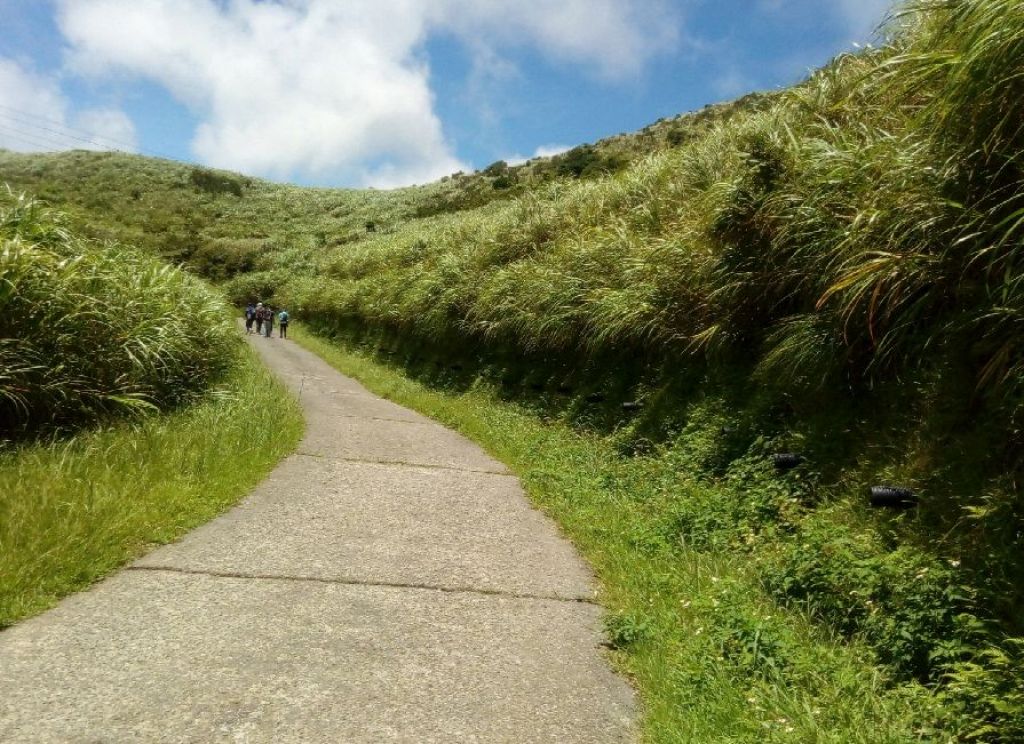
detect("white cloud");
top-left (57, 0), bottom-right (678, 187)
top-left (533, 144), bottom-right (571, 159)
top-left (74, 108), bottom-right (138, 150)
top-left (0, 58), bottom-right (68, 152)
top-left (428, 0), bottom-right (678, 81)
top-left (507, 144), bottom-right (570, 167)
top-left (836, 0), bottom-right (896, 41)
top-left (754, 0), bottom-right (896, 43)
top-left (712, 69), bottom-right (755, 98)
top-left (0, 57), bottom-right (137, 153)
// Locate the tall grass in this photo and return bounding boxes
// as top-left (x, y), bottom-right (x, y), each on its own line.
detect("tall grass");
top-left (0, 192), bottom-right (236, 437)
top-left (257, 1), bottom-right (1023, 414)
top-left (0, 343), bottom-right (303, 628)
top-left (0, 191), bottom-right (303, 626)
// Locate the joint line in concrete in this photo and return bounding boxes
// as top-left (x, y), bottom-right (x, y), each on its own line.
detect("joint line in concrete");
top-left (127, 565), bottom-right (598, 606)
top-left (292, 452), bottom-right (514, 477)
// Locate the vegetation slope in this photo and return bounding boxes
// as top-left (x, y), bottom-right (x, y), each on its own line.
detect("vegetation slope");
top-left (0, 191), bottom-right (303, 627)
top-left (2, 0), bottom-right (1023, 738)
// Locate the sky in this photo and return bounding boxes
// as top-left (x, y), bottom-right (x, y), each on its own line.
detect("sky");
top-left (0, 0), bottom-right (896, 188)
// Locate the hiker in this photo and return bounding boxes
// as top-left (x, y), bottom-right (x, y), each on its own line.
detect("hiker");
top-left (263, 306), bottom-right (274, 338)
top-left (255, 302), bottom-right (265, 335)
top-left (244, 302), bottom-right (256, 334)
top-left (278, 309), bottom-right (290, 339)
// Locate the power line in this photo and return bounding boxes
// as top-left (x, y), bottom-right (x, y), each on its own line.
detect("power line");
top-left (0, 102), bottom-right (236, 172)
top-left (0, 103), bottom-right (137, 152)
top-left (0, 119), bottom-right (113, 153)
top-left (0, 111), bottom-right (127, 152)
top-left (0, 102), bottom-right (188, 163)
top-left (0, 131), bottom-right (59, 152)
top-left (0, 122), bottom-right (72, 152)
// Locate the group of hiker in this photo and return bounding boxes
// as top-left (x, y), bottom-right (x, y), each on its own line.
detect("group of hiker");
top-left (245, 302), bottom-right (290, 338)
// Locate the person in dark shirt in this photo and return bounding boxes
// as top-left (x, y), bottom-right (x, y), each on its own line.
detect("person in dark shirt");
top-left (263, 306), bottom-right (274, 338)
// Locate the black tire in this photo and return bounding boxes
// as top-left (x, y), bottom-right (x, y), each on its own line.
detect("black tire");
top-left (869, 486), bottom-right (918, 509)
top-left (772, 453), bottom-right (804, 471)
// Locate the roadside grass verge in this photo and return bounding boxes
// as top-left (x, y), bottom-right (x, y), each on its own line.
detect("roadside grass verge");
top-left (291, 324), bottom-right (947, 743)
top-left (0, 343), bottom-right (303, 628)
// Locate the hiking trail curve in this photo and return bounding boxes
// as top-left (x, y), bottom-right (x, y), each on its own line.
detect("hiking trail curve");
top-left (0, 331), bottom-right (636, 743)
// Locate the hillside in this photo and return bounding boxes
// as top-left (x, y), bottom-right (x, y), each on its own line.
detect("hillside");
top-left (3, 0), bottom-right (1024, 739)
top-left (0, 88), bottom-right (760, 280)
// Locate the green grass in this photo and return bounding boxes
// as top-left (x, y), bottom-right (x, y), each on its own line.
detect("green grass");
top-left (0, 343), bottom-right (303, 628)
top-left (290, 324), bottom-right (951, 743)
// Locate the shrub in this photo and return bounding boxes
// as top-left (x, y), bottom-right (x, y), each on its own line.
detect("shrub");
top-left (188, 167), bottom-right (244, 197)
top-left (482, 160), bottom-right (509, 177)
top-left (0, 193), bottom-right (236, 437)
top-left (552, 145), bottom-right (606, 178)
top-left (604, 611), bottom-right (653, 649)
top-left (188, 238), bottom-right (264, 280)
top-left (762, 525), bottom-right (980, 683)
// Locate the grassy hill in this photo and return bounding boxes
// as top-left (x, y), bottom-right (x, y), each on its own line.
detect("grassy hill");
top-left (2, 0), bottom-right (1023, 739)
top-left (0, 86), bottom-right (760, 280)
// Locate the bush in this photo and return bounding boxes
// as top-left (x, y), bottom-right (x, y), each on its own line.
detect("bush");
top-left (555, 146), bottom-right (597, 177)
top-left (762, 526), bottom-right (980, 683)
top-left (0, 193), bottom-right (236, 437)
top-left (941, 638), bottom-right (1024, 742)
top-left (188, 238), bottom-right (264, 280)
top-left (482, 160), bottom-right (509, 177)
top-left (189, 167), bottom-right (244, 197)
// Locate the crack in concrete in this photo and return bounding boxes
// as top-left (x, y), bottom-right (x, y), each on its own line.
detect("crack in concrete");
top-left (127, 565), bottom-right (598, 606)
top-left (292, 451), bottom-right (513, 477)
top-left (311, 412), bottom-right (437, 426)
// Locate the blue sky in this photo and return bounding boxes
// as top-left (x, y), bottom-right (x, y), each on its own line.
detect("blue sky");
top-left (0, 0), bottom-right (895, 188)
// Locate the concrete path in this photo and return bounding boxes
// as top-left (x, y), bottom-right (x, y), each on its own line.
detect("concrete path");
top-left (0, 333), bottom-right (635, 742)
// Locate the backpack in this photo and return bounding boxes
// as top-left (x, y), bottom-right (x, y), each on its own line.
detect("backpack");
top-left (279, 311), bottom-right (289, 323)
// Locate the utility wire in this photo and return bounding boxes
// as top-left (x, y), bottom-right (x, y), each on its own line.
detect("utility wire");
top-left (0, 119), bottom-right (126, 154)
top-left (0, 111), bottom-right (128, 152)
top-left (0, 124), bottom-right (97, 152)
top-left (0, 122), bottom-right (72, 152)
top-left (0, 131), bottom-right (59, 152)
top-left (0, 102), bottom-right (137, 151)
top-left (0, 102), bottom-right (185, 163)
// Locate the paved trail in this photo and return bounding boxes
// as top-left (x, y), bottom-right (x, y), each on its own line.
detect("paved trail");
top-left (0, 333), bottom-right (635, 742)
